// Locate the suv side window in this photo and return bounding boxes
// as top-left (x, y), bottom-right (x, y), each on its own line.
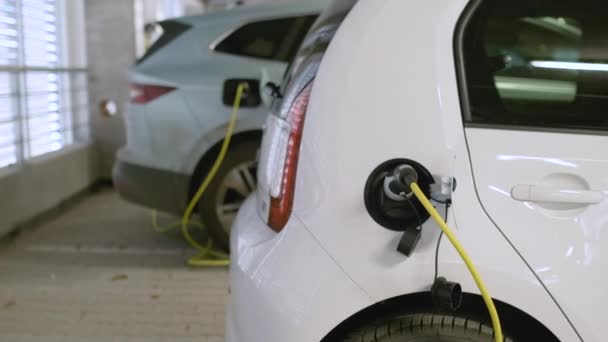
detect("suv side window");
top-left (459, 0), bottom-right (608, 131)
top-left (214, 15), bottom-right (317, 63)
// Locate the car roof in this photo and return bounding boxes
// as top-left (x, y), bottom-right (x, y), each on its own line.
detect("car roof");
top-left (173, 1), bottom-right (330, 27)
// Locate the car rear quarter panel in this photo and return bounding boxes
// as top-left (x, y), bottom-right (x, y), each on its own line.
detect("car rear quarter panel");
top-left (228, 197), bottom-right (372, 342)
top-left (292, 0), bottom-right (581, 340)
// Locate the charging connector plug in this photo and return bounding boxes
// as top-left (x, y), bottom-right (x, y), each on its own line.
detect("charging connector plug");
top-left (384, 165), bottom-right (419, 200)
top-left (432, 277), bottom-right (462, 311)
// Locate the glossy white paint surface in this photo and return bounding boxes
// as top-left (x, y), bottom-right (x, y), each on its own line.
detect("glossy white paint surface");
top-left (227, 197), bottom-right (372, 342)
top-left (466, 128), bottom-right (608, 342)
top-left (228, 0), bottom-right (602, 341)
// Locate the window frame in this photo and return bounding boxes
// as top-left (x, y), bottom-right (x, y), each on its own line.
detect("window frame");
top-left (0, 0), bottom-right (90, 170)
top-left (210, 13), bottom-right (318, 63)
top-left (453, 0), bottom-right (608, 136)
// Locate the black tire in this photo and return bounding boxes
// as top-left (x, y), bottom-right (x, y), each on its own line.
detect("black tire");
top-left (197, 140), bottom-right (258, 252)
top-left (343, 313), bottom-right (512, 342)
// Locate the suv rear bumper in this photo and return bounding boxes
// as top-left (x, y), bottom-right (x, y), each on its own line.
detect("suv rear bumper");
top-left (112, 156), bottom-right (189, 215)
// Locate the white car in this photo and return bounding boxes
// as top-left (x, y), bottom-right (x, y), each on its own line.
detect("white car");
top-left (112, 1), bottom-right (327, 250)
top-left (228, 0), bottom-right (606, 341)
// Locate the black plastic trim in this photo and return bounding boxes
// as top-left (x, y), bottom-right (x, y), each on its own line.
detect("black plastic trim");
top-left (466, 122), bottom-right (608, 137)
top-left (112, 159), bottom-right (189, 215)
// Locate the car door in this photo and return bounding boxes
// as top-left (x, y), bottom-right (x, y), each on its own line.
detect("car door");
top-left (457, 1), bottom-right (608, 340)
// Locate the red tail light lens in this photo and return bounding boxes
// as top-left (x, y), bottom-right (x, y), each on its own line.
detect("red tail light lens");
top-left (130, 84), bottom-right (176, 104)
top-left (267, 82), bottom-right (313, 231)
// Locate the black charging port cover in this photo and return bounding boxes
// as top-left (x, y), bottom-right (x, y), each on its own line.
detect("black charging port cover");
top-left (363, 159), bottom-right (434, 232)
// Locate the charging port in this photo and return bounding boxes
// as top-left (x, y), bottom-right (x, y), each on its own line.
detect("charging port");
top-left (363, 159), bottom-right (434, 232)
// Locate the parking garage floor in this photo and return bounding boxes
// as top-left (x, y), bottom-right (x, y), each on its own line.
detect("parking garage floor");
top-left (0, 188), bottom-right (227, 342)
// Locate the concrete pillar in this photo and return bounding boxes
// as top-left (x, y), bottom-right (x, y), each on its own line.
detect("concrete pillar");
top-left (85, 0), bottom-right (136, 179)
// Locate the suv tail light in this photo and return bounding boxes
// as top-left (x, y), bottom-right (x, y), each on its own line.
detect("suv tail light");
top-left (259, 81), bottom-right (314, 231)
top-left (130, 84), bottom-right (176, 104)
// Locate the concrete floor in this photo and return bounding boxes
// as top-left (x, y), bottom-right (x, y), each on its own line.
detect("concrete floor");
top-left (0, 189), bottom-right (228, 342)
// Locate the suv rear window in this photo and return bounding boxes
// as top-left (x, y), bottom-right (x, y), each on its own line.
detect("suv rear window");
top-left (137, 20), bottom-right (191, 65)
top-left (214, 15), bottom-right (317, 62)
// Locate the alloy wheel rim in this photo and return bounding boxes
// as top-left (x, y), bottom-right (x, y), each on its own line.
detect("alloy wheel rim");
top-left (215, 161), bottom-right (257, 234)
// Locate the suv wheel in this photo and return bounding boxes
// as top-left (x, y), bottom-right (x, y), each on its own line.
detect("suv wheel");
top-left (198, 140), bottom-right (258, 252)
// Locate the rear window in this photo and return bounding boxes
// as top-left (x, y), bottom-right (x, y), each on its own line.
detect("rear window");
top-left (137, 20), bottom-right (191, 65)
top-left (213, 15), bottom-right (317, 63)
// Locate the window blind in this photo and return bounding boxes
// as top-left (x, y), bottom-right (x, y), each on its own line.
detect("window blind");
top-left (0, 0), bottom-right (89, 168)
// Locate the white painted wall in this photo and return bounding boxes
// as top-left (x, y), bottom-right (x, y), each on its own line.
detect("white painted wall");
top-left (60, 0), bottom-right (88, 68)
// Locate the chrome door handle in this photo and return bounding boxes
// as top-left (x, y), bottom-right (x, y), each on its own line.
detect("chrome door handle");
top-left (511, 184), bottom-right (605, 204)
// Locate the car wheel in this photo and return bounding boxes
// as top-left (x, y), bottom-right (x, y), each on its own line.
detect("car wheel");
top-left (343, 313), bottom-right (512, 342)
top-left (198, 140), bottom-right (258, 252)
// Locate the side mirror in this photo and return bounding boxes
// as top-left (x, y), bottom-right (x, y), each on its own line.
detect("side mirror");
top-left (223, 79), bottom-right (261, 107)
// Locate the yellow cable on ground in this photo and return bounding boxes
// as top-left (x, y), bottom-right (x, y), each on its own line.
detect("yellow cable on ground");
top-left (152, 83), bottom-right (247, 267)
top-left (410, 182), bottom-right (503, 342)
top-left (151, 210), bottom-right (203, 233)
top-left (179, 83), bottom-right (247, 267)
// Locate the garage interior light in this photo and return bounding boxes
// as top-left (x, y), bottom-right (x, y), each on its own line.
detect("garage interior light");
top-left (531, 60), bottom-right (608, 72)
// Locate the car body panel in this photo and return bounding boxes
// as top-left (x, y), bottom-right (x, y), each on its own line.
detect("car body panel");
top-left (291, 0), bottom-right (580, 340)
top-left (227, 197), bottom-right (373, 342)
top-left (228, 0), bottom-right (585, 341)
top-left (466, 128), bottom-right (608, 342)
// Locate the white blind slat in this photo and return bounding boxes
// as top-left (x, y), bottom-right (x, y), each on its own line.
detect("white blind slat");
top-left (0, 0), bottom-right (89, 166)
top-left (0, 0), bottom-right (18, 166)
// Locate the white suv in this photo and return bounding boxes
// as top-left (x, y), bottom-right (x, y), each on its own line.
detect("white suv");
top-left (112, 2), bottom-right (327, 250)
top-left (227, 0), bottom-right (607, 341)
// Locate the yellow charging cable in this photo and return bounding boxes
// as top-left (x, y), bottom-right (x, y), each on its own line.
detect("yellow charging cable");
top-left (152, 83), bottom-right (247, 267)
top-left (181, 83), bottom-right (247, 267)
top-left (151, 210), bottom-right (203, 233)
top-left (410, 182), bottom-right (503, 342)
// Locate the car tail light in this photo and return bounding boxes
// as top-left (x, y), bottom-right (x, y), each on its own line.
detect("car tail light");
top-left (261, 81), bottom-right (313, 232)
top-left (130, 84), bottom-right (176, 104)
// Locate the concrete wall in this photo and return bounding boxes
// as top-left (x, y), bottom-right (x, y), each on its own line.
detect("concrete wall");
top-left (0, 145), bottom-right (98, 237)
top-left (85, 0), bottom-right (136, 179)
